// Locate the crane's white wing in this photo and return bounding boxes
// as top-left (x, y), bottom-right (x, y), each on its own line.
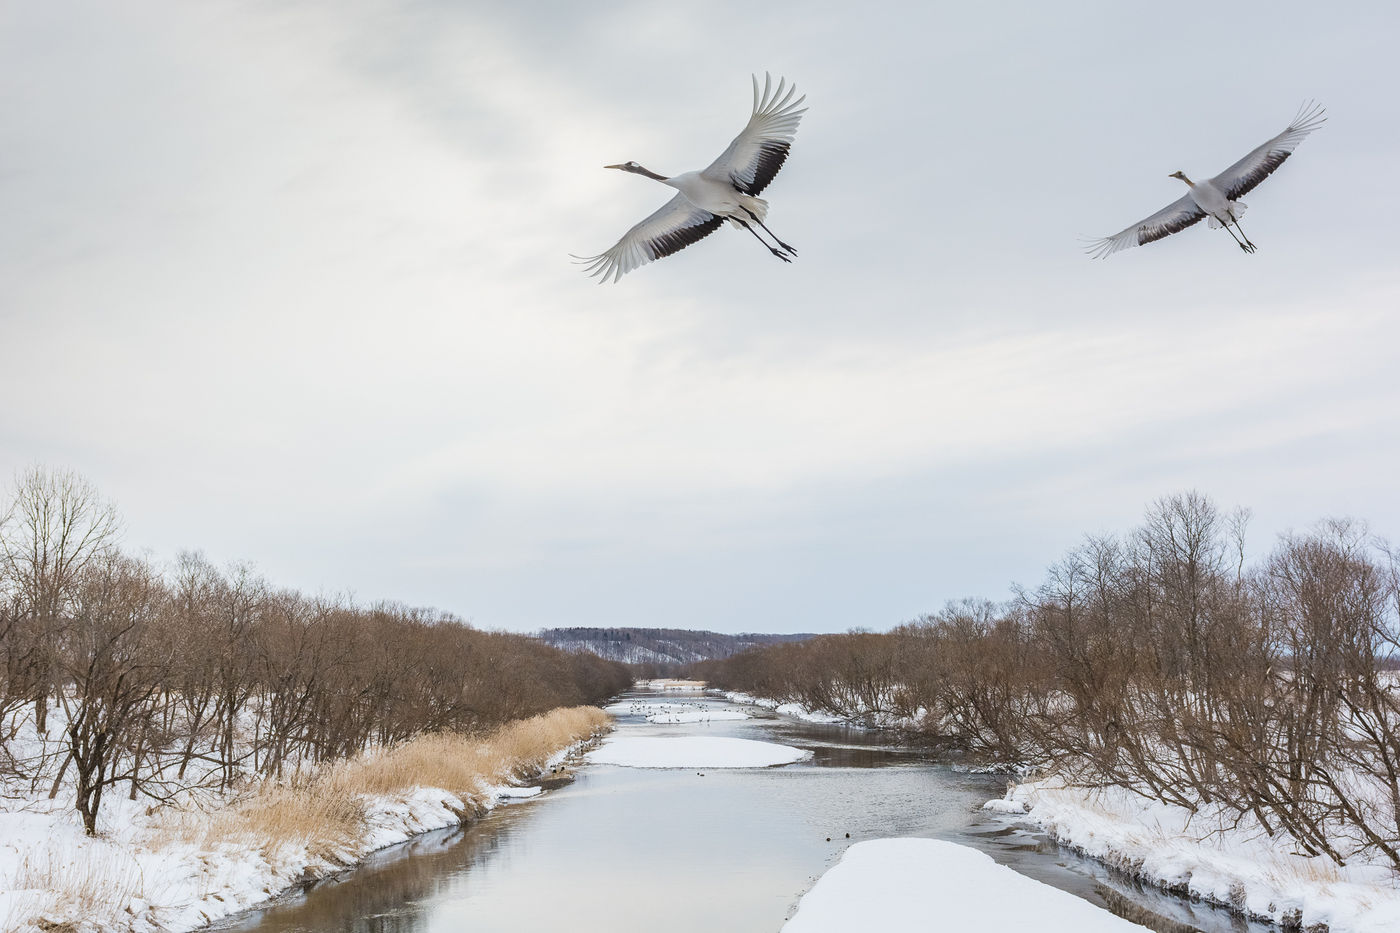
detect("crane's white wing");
top-left (1085, 194), bottom-right (1206, 259)
top-left (1210, 101), bottom-right (1326, 202)
top-left (572, 193), bottom-right (725, 283)
top-left (701, 73), bottom-right (806, 196)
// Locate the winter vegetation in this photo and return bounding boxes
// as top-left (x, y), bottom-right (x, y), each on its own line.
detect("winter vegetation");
top-left (0, 466), bottom-right (627, 932)
top-left (696, 492), bottom-right (1400, 928)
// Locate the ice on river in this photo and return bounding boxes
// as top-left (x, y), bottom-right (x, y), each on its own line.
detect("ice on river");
top-left (603, 700), bottom-right (750, 723)
top-left (647, 709), bottom-right (749, 723)
top-left (782, 838), bottom-right (1152, 932)
top-left (586, 736), bottom-right (809, 769)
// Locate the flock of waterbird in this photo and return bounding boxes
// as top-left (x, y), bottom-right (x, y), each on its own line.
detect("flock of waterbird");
top-left (574, 74), bottom-right (1325, 282)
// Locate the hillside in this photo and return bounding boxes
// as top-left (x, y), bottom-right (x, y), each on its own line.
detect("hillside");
top-left (537, 627), bottom-right (816, 667)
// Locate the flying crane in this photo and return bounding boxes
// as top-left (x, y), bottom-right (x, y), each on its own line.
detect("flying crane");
top-left (1086, 102), bottom-right (1325, 258)
top-left (573, 74), bottom-right (806, 283)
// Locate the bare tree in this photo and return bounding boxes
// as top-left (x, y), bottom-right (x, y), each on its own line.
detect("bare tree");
top-left (57, 553), bottom-right (169, 834)
top-left (0, 466), bottom-right (120, 734)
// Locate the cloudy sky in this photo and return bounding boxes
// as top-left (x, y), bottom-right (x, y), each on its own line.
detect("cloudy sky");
top-left (3, 1), bottom-right (1398, 633)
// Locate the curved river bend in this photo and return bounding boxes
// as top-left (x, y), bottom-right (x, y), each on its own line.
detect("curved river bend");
top-left (214, 689), bottom-right (1270, 933)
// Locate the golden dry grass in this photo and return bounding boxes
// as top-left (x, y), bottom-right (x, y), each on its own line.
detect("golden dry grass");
top-left (158, 705), bottom-right (611, 865)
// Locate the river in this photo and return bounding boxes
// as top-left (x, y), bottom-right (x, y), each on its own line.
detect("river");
top-left (214, 688), bottom-right (1270, 933)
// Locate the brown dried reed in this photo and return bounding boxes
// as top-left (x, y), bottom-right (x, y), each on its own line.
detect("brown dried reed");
top-left (159, 705), bottom-right (610, 865)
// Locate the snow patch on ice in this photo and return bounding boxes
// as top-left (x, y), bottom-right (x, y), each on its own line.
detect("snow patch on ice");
top-left (648, 710), bottom-right (749, 723)
top-left (782, 838), bottom-right (1151, 932)
top-left (605, 700), bottom-right (750, 723)
top-left (587, 736), bottom-right (809, 769)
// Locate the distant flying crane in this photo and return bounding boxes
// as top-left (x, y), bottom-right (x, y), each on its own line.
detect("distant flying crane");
top-left (573, 73), bottom-right (806, 283)
top-left (1086, 102), bottom-right (1325, 259)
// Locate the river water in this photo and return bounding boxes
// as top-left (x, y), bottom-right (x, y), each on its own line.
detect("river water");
top-left (215, 689), bottom-right (1269, 933)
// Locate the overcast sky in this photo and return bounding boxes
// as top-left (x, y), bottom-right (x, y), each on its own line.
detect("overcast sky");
top-left (3, 1), bottom-right (1398, 634)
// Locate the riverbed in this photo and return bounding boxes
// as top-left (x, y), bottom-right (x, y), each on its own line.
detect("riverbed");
top-left (214, 689), bottom-right (1271, 933)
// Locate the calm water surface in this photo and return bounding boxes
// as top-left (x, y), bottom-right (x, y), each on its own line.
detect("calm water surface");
top-left (215, 690), bottom-right (1270, 933)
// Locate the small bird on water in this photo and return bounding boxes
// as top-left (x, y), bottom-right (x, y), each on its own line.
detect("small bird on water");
top-left (1086, 101), bottom-right (1325, 258)
top-left (573, 73), bottom-right (806, 283)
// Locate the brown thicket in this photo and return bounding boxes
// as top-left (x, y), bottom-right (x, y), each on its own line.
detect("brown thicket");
top-left (695, 492), bottom-right (1400, 871)
top-left (0, 467), bottom-right (630, 834)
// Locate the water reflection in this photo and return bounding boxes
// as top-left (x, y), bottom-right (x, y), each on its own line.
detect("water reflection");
top-left (216, 690), bottom-right (1272, 933)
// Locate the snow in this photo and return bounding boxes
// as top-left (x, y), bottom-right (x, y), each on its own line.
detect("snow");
top-left (782, 838), bottom-right (1151, 932)
top-left (725, 692), bottom-right (846, 724)
top-left (981, 797), bottom-right (1028, 814)
top-left (603, 699), bottom-right (750, 723)
top-left (0, 711), bottom-right (599, 933)
top-left (635, 679), bottom-right (707, 691)
top-left (987, 776), bottom-right (1400, 933)
top-left (0, 779), bottom-right (558, 933)
top-left (722, 690), bottom-right (925, 729)
top-left (492, 785), bottom-right (544, 799)
top-left (648, 709), bottom-right (748, 723)
top-left (586, 736), bottom-right (810, 769)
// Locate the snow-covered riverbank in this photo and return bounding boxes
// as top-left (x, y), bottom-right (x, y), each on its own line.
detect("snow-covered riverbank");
top-left (0, 707), bottom-right (610, 933)
top-left (987, 777), bottom-right (1400, 933)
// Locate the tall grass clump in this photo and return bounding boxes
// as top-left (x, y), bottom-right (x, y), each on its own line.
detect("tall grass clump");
top-left (205, 706), bottom-right (610, 864)
top-left (9, 844), bottom-right (144, 923)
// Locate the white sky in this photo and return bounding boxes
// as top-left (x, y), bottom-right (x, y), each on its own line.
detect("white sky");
top-left (3, 0), bottom-right (1398, 633)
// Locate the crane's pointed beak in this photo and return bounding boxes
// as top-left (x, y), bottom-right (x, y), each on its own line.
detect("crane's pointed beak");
top-left (605, 163), bottom-right (625, 170)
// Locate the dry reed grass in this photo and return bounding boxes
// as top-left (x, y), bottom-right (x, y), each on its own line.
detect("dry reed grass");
top-left (7, 844), bottom-right (144, 925)
top-left (158, 705), bottom-right (610, 866)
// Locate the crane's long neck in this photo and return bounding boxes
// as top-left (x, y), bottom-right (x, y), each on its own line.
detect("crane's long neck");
top-left (630, 164), bottom-right (668, 182)
top-left (1176, 173), bottom-right (1196, 188)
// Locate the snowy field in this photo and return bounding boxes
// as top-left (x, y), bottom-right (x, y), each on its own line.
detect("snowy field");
top-left (586, 735), bottom-right (810, 769)
top-left (782, 838), bottom-right (1151, 932)
top-left (987, 777), bottom-right (1400, 933)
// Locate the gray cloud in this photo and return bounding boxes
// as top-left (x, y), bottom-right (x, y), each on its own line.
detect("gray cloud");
top-left (2, 0), bottom-right (1398, 632)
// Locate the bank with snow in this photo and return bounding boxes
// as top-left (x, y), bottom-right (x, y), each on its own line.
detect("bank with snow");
top-left (0, 707), bottom-right (610, 933)
top-left (986, 777), bottom-right (1400, 933)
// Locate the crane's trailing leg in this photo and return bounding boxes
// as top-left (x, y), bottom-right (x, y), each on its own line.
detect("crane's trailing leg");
top-left (1217, 217), bottom-right (1253, 253)
top-left (736, 218), bottom-right (792, 262)
top-left (1231, 218), bottom-right (1258, 253)
top-left (743, 207), bottom-right (798, 256)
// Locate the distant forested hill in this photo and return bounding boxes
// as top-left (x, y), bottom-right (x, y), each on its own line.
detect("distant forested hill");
top-left (536, 627), bottom-right (816, 666)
